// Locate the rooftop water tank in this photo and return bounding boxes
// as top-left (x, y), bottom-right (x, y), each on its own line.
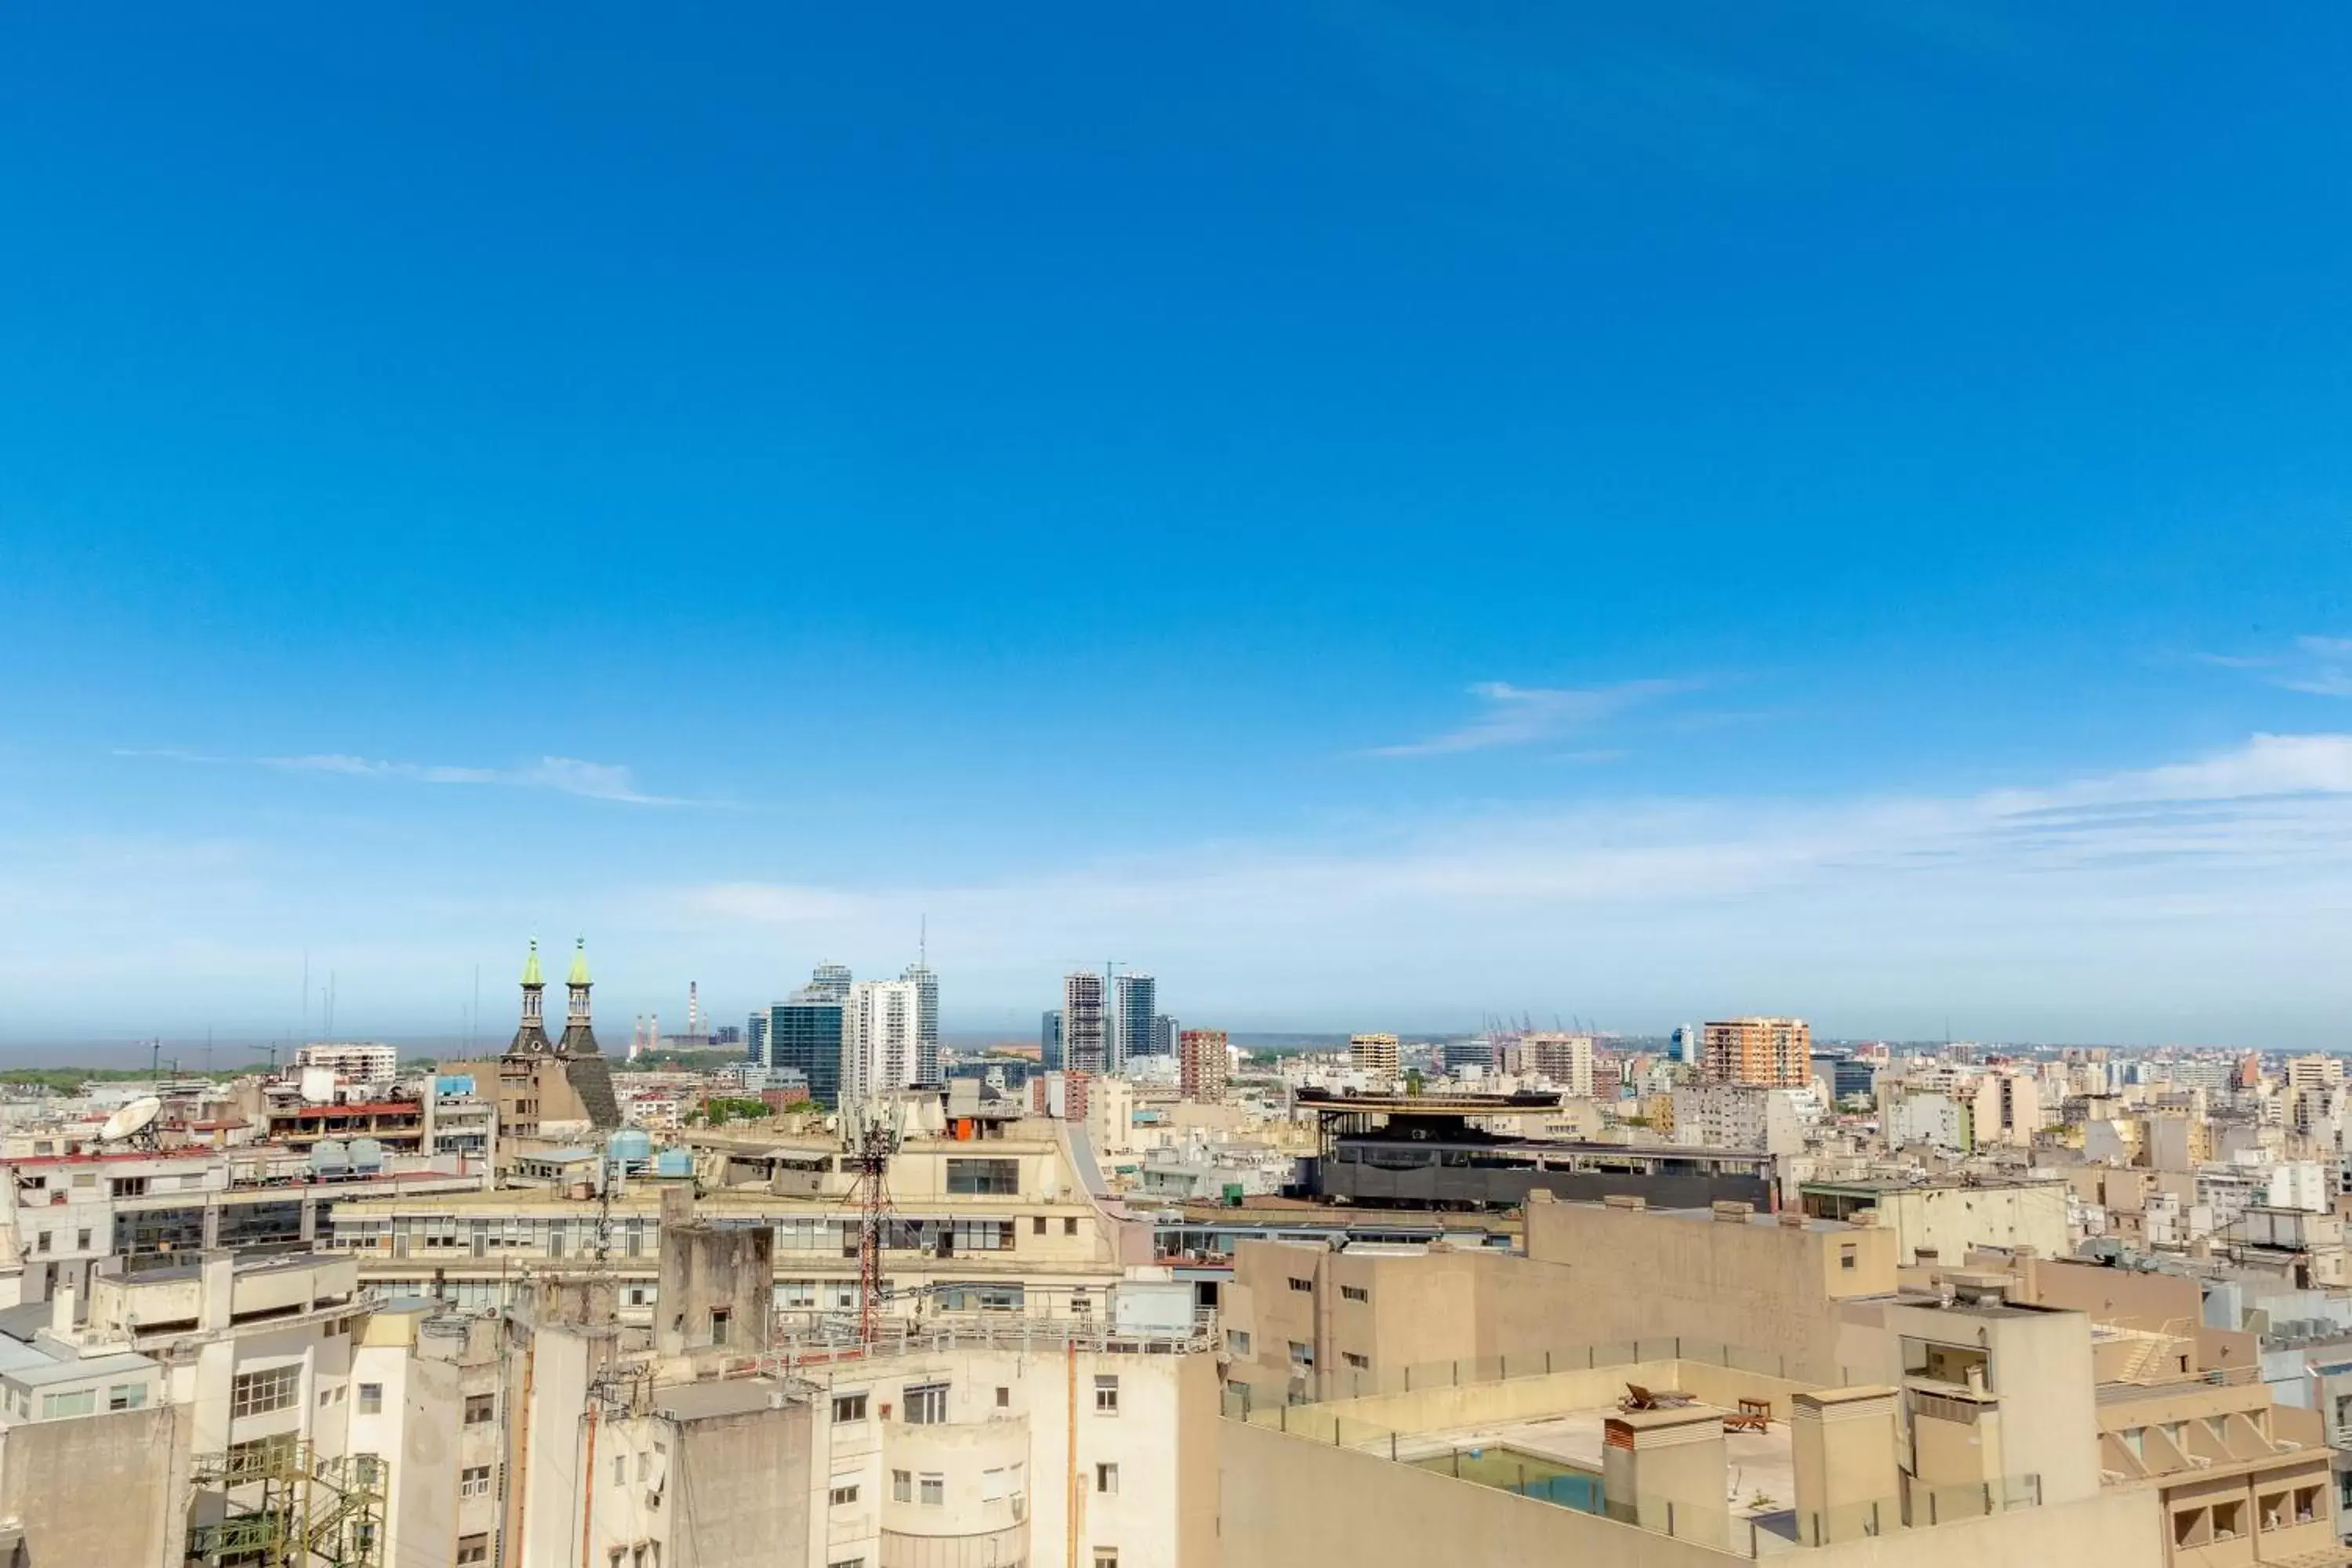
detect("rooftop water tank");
top-left (655, 1149), bottom-right (692, 1179)
top-left (347, 1138), bottom-right (385, 1172)
top-left (310, 1139), bottom-right (350, 1176)
top-left (608, 1129), bottom-right (653, 1165)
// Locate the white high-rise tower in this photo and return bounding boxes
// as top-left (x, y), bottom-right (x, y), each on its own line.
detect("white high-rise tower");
top-left (844, 978), bottom-right (921, 1102)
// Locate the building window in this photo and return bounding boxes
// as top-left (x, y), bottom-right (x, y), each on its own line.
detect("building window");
top-left (460, 1465), bottom-right (492, 1500)
top-left (833, 1392), bottom-right (869, 1424)
top-left (1033, 1216), bottom-right (1047, 1235)
top-left (1343, 1352), bottom-right (1370, 1370)
top-left (34, 1233), bottom-right (49, 1255)
top-left (1064, 1217), bottom-right (1078, 1236)
top-left (108, 1383), bottom-right (147, 1410)
top-left (996, 1385), bottom-right (1011, 1408)
top-left (1287, 1277), bottom-right (1312, 1294)
top-left (892, 1469), bottom-right (912, 1503)
top-left (919, 1472), bottom-right (944, 1505)
top-left (710, 1308), bottom-right (731, 1347)
top-left (1840, 1245), bottom-right (1857, 1271)
top-left (357, 1382), bottom-right (383, 1415)
top-left (946, 1159), bottom-right (1021, 1196)
top-left (231, 1366), bottom-right (302, 1418)
top-left (1094, 1551), bottom-right (1118, 1568)
top-left (75, 1229), bottom-right (90, 1251)
top-left (1094, 1375), bottom-right (1120, 1414)
top-left (1229, 1330), bottom-right (1251, 1356)
top-left (904, 1383), bottom-right (949, 1425)
top-left (352, 1454), bottom-right (384, 1487)
top-left (830, 1483), bottom-right (860, 1506)
top-left (457, 1535), bottom-right (489, 1566)
top-left (464, 1393), bottom-right (496, 1425)
top-left (1096, 1462), bottom-right (1119, 1494)
top-left (1288, 1341), bottom-right (1314, 1369)
top-left (39, 1388), bottom-right (95, 1419)
top-left (829, 1559), bottom-right (867, 1568)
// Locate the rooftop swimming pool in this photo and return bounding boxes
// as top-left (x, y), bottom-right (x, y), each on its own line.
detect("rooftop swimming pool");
top-left (1413, 1445), bottom-right (1608, 1514)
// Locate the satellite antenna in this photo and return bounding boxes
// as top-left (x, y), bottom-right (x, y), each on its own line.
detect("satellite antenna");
top-left (99, 1096), bottom-right (163, 1147)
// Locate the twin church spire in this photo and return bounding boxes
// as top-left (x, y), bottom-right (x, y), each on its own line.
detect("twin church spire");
top-left (509, 937), bottom-right (600, 1057)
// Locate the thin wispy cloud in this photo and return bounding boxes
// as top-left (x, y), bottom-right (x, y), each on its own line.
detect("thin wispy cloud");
top-left (667, 731), bottom-right (2352, 985)
top-left (263, 753), bottom-right (693, 805)
top-left (2195, 635), bottom-right (2352, 697)
top-left (1370, 678), bottom-right (1696, 757)
top-left (119, 747), bottom-right (699, 806)
top-left (30, 732), bottom-right (2352, 1042)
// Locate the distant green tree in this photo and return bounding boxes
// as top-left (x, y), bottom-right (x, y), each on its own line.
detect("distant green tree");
top-left (1403, 1069), bottom-right (1425, 1096)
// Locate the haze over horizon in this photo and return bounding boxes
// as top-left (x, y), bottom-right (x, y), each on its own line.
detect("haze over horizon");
top-left (8, 7), bottom-right (2352, 1047)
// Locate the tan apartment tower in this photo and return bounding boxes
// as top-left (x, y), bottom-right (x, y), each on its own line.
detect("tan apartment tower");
top-left (1349, 1033), bottom-right (1401, 1084)
top-left (1179, 1029), bottom-right (1230, 1102)
top-left (1702, 1016), bottom-right (1812, 1088)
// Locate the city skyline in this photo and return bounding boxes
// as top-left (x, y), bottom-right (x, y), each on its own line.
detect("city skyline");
top-left (9, 9), bottom-right (2352, 1045)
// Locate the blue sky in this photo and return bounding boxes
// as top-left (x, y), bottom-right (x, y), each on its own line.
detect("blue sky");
top-left (6, 5), bottom-right (2352, 1047)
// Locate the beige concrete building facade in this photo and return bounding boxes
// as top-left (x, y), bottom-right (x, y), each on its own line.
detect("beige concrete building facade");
top-left (1221, 1239), bottom-right (1573, 1405)
top-left (1521, 1196), bottom-right (1899, 1383)
top-left (1799, 1178), bottom-right (2070, 1269)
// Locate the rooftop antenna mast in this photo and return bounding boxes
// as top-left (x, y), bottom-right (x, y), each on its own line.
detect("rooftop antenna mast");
top-left (844, 1097), bottom-right (903, 1345)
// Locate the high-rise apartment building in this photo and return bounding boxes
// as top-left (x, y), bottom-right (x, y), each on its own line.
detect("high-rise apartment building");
top-left (1151, 1013), bottom-right (1178, 1057)
top-left (1671, 1023), bottom-right (1701, 1065)
top-left (901, 960), bottom-right (940, 1084)
top-left (2287, 1054), bottom-right (2343, 1091)
top-left (1179, 1029), bottom-right (1229, 1102)
top-left (744, 1009), bottom-right (770, 1064)
top-left (808, 960), bottom-right (853, 1002)
top-left (1521, 1032), bottom-right (1595, 1098)
top-left (1350, 1033), bottom-right (1401, 1083)
top-left (1040, 1009), bottom-right (1064, 1071)
top-left (1113, 972), bottom-right (1158, 1070)
top-left (1062, 972), bottom-right (1107, 1075)
top-left (293, 1041), bottom-right (401, 1084)
top-left (1701, 1015), bottom-right (1813, 1087)
top-left (768, 990), bottom-right (845, 1109)
top-left (844, 978), bottom-right (921, 1100)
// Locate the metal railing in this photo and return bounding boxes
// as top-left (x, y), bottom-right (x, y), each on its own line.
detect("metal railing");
top-left (1225, 1335), bottom-right (1869, 1412)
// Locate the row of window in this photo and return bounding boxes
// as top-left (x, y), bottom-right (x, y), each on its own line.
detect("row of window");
top-left (9, 1382), bottom-right (147, 1420)
top-left (829, 1376), bottom-right (1120, 1426)
top-left (331, 1212), bottom-right (1086, 1251)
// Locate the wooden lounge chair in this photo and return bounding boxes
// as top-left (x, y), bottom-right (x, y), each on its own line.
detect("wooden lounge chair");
top-left (1722, 1397), bottom-right (1772, 1432)
top-left (1618, 1383), bottom-right (1696, 1412)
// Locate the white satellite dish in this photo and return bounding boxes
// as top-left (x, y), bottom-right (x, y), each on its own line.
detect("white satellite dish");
top-left (99, 1097), bottom-right (163, 1142)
